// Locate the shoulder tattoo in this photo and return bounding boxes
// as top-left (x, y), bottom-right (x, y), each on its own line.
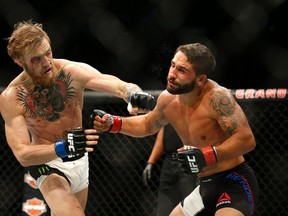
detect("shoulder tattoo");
top-left (209, 91), bottom-right (238, 135)
top-left (209, 91), bottom-right (236, 117)
top-left (17, 70), bottom-right (76, 121)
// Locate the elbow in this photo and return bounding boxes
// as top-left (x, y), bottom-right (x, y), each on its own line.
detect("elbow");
top-left (239, 128), bottom-right (256, 153)
top-left (15, 151), bottom-right (32, 167)
top-left (247, 133), bottom-right (256, 152)
top-left (19, 162), bottom-right (30, 168)
top-left (17, 156), bottom-right (31, 167)
top-left (17, 157), bottom-right (30, 167)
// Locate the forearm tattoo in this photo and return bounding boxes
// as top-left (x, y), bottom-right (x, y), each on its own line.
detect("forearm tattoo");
top-left (209, 92), bottom-right (238, 135)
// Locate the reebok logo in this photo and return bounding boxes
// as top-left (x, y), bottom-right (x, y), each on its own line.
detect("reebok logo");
top-left (216, 192), bottom-right (231, 207)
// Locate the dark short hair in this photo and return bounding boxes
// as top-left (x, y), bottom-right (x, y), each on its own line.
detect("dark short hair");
top-left (175, 43), bottom-right (216, 76)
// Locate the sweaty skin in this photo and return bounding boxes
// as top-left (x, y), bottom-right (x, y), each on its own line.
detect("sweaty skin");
top-left (1, 32), bottom-right (147, 216)
top-left (93, 51), bottom-right (255, 177)
top-left (1, 37), bottom-right (145, 166)
top-left (92, 46), bottom-right (256, 216)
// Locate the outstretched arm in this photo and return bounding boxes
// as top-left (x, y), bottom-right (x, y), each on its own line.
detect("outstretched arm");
top-left (91, 109), bottom-right (162, 137)
top-left (67, 62), bottom-right (155, 114)
top-left (90, 93), bottom-right (170, 136)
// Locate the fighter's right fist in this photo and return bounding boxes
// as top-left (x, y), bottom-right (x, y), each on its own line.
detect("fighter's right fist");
top-left (54, 128), bottom-right (86, 158)
top-left (128, 92), bottom-right (156, 115)
top-left (89, 109), bottom-right (122, 133)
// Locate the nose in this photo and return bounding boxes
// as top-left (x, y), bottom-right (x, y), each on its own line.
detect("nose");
top-left (168, 67), bottom-right (177, 78)
top-left (42, 56), bottom-right (51, 66)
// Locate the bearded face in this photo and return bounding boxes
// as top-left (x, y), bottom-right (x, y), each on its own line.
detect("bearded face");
top-left (167, 76), bottom-right (197, 95)
top-left (20, 38), bottom-right (55, 87)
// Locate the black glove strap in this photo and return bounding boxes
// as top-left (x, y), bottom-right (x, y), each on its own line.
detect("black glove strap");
top-left (61, 153), bottom-right (85, 162)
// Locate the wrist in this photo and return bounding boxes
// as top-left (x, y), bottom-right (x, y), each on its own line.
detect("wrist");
top-left (54, 139), bottom-right (69, 158)
top-left (201, 146), bottom-right (218, 166)
top-left (109, 116), bottom-right (122, 133)
top-left (146, 163), bottom-right (153, 169)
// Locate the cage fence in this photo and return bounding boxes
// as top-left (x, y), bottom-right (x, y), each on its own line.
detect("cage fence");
top-left (0, 89), bottom-right (287, 216)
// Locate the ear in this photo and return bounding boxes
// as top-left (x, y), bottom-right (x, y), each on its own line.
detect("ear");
top-left (197, 74), bottom-right (207, 86)
top-left (14, 58), bottom-right (24, 67)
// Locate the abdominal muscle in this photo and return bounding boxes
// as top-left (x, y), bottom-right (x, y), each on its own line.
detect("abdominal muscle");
top-left (26, 111), bottom-right (82, 144)
top-left (173, 124), bottom-right (245, 177)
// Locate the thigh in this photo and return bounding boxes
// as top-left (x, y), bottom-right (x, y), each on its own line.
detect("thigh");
top-left (215, 164), bottom-right (259, 216)
top-left (40, 174), bottom-right (85, 216)
top-left (216, 207), bottom-right (244, 216)
top-left (178, 169), bottom-right (197, 199)
top-left (157, 190), bottom-right (178, 216)
top-left (75, 187), bottom-right (88, 209)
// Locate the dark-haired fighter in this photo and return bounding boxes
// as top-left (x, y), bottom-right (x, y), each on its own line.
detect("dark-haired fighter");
top-left (91, 43), bottom-right (259, 216)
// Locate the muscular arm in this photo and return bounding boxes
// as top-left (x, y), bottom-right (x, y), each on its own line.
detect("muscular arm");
top-left (93, 92), bottom-right (169, 136)
top-left (68, 62), bottom-right (142, 102)
top-left (4, 115), bottom-right (57, 167)
top-left (1, 88), bottom-right (58, 167)
top-left (120, 111), bottom-right (162, 137)
top-left (209, 89), bottom-right (256, 161)
top-left (119, 92), bottom-right (169, 136)
top-left (1, 86), bottom-right (98, 167)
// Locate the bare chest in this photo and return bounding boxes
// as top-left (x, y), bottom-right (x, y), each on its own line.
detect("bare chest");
top-left (24, 100), bottom-right (82, 143)
top-left (166, 104), bottom-right (225, 147)
top-left (17, 83), bottom-right (83, 143)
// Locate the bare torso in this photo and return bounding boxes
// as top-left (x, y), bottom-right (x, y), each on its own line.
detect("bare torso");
top-left (8, 59), bottom-right (84, 144)
top-left (158, 80), bottom-right (245, 177)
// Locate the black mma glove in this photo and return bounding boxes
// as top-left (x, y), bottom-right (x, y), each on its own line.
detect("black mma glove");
top-left (54, 128), bottom-right (87, 158)
top-left (142, 163), bottom-right (154, 186)
top-left (89, 109), bottom-right (122, 133)
top-left (128, 92), bottom-right (156, 111)
top-left (178, 146), bottom-right (218, 174)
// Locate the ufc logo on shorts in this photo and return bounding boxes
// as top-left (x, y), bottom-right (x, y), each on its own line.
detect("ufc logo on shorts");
top-left (67, 133), bottom-right (76, 152)
top-left (187, 155), bottom-right (199, 173)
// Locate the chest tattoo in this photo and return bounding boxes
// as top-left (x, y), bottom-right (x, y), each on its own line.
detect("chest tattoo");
top-left (17, 70), bottom-right (76, 121)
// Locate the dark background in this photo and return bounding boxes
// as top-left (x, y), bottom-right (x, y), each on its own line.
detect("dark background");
top-left (1, 0), bottom-right (288, 90)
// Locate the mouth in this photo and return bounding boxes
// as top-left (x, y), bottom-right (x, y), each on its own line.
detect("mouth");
top-left (44, 68), bottom-right (52, 74)
top-left (168, 79), bottom-right (177, 88)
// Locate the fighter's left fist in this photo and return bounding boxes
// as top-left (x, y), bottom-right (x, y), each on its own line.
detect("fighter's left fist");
top-left (178, 146), bottom-right (218, 174)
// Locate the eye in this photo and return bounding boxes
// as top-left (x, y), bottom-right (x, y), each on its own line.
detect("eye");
top-left (176, 67), bottom-right (186, 73)
top-left (46, 50), bottom-right (52, 56)
top-left (31, 56), bottom-right (42, 64)
top-left (170, 62), bottom-right (175, 68)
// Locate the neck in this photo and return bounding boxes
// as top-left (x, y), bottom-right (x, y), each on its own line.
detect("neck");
top-left (180, 80), bottom-right (209, 106)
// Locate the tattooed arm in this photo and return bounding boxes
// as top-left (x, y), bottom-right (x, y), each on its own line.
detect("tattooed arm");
top-left (209, 88), bottom-right (256, 161)
top-left (0, 86), bottom-right (57, 166)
